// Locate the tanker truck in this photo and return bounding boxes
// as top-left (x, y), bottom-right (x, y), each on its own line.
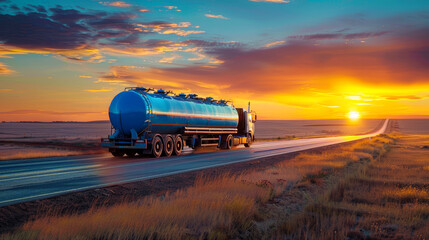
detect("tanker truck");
top-left (101, 87), bottom-right (257, 158)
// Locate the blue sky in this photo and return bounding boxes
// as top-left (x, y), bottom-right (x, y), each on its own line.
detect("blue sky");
top-left (1, 0), bottom-right (429, 121)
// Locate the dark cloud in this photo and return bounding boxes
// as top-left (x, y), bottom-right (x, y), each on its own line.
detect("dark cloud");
top-left (87, 13), bottom-right (137, 31)
top-left (344, 31), bottom-right (389, 40)
top-left (112, 32), bottom-right (142, 44)
top-left (181, 40), bottom-right (242, 48)
top-left (139, 39), bottom-right (174, 47)
top-left (0, 5), bottom-right (199, 59)
top-left (0, 6), bottom-right (144, 51)
top-left (335, 28), bottom-right (350, 33)
top-left (9, 4), bottom-right (19, 10)
top-left (0, 4), bottom-right (212, 61)
top-left (0, 12), bottom-right (90, 49)
top-left (139, 21), bottom-right (176, 29)
top-left (289, 31), bottom-right (389, 41)
top-left (29, 4), bottom-right (47, 13)
top-left (289, 33), bottom-right (342, 40)
top-left (49, 7), bottom-right (95, 25)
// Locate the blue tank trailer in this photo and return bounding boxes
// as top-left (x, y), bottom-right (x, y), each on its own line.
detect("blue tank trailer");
top-left (101, 87), bottom-right (257, 157)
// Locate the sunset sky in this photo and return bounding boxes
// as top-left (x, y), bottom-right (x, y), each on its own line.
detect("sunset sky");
top-left (0, 0), bottom-right (428, 121)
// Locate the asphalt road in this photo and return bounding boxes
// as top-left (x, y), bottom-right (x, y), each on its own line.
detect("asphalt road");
top-left (0, 119), bottom-right (389, 207)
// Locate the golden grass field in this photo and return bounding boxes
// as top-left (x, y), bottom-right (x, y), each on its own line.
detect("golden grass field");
top-left (279, 134), bottom-right (429, 239)
top-left (3, 133), bottom-right (428, 239)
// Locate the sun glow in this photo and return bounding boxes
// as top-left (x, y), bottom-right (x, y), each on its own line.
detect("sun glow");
top-left (347, 111), bottom-right (361, 120)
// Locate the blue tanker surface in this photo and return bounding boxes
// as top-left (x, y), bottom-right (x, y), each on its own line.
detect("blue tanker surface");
top-left (109, 89), bottom-right (239, 135)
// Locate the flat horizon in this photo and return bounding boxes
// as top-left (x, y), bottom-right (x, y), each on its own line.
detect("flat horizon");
top-left (2, 117), bottom-right (429, 123)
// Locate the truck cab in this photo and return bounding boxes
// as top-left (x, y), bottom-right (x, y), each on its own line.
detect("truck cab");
top-left (235, 102), bottom-right (257, 147)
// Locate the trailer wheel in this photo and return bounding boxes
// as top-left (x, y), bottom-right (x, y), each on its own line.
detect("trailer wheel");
top-left (163, 135), bottom-right (174, 157)
top-left (152, 136), bottom-right (163, 158)
top-left (173, 135), bottom-right (183, 156)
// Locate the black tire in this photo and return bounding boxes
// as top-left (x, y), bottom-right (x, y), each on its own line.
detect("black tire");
top-left (163, 135), bottom-right (174, 157)
top-left (111, 150), bottom-right (124, 157)
top-left (226, 134), bottom-right (233, 149)
top-left (220, 134), bottom-right (233, 149)
top-left (220, 135), bottom-right (226, 149)
top-left (173, 135), bottom-right (183, 156)
top-left (244, 135), bottom-right (252, 148)
top-left (151, 135), bottom-right (163, 158)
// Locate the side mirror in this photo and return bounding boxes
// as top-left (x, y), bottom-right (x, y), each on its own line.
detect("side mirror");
top-left (252, 114), bottom-right (257, 123)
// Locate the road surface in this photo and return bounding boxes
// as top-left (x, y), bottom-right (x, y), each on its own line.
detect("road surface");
top-left (0, 119), bottom-right (389, 207)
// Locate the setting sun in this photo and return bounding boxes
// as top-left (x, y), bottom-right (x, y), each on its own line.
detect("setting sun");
top-left (348, 111), bottom-right (361, 120)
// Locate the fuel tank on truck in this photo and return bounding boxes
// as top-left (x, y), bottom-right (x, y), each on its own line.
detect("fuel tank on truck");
top-left (108, 88), bottom-right (239, 136)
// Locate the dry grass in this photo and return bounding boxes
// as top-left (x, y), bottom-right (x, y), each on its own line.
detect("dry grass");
top-left (7, 175), bottom-right (271, 240)
top-left (279, 134), bottom-right (429, 240)
top-left (3, 134), bottom-right (398, 240)
top-left (383, 186), bottom-right (429, 203)
top-left (0, 149), bottom-right (86, 161)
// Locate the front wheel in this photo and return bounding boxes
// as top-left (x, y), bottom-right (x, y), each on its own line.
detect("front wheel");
top-left (244, 135), bottom-right (252, 148)
top-left (151, 136), bottom-right (163, 158)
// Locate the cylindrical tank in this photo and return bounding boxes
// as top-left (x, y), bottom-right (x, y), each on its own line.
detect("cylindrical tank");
top-left (109, 89), bottom-right (238, 135)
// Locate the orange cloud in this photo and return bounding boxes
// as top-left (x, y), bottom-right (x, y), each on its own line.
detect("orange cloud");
top-left (0, 62), bottom-right (14, 74)
top-left (205, 14), bottom-right (228, 20)
top-left (160, 29), bottom-right (205, 36)
top-left (159, 56), bottom-right (177, 63)
top-left (108, 1), bottom-right (132, 7)
top-left (101, 43), bottom-right (183, 56)
top-left (135, 22), bottom-right (204, 36)
top-left (0, 42), bottom-right (104, 64)
top-left (94, 30), bottom-right (429, 119)
top-left (98, 65), bottom-right (230, 94)
top-left (264, 40), bottom-right (286, 48)
top-left (84, 88), bottom-right (113, 92)
top-left (164, 6), bottom-right (180, 11)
